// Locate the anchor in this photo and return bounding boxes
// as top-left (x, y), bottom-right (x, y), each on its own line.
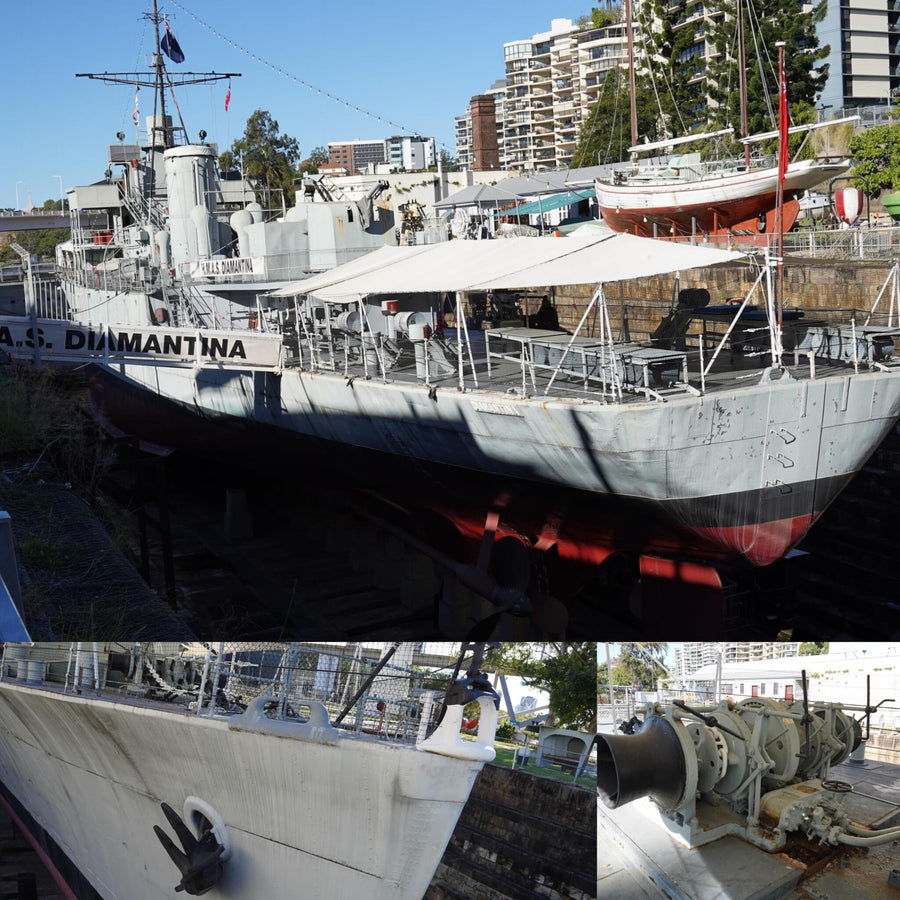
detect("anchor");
top-left (153, 801), bottom-right (225, 895)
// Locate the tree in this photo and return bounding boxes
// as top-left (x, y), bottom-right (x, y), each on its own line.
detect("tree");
top-left (223, 109), bottom-right (301, 209)
top-left (849, 123), bottom-right (900, 195)
top-left (706, 0), bottom-right (829, 138)
top-left (613, 643), bottom-right (668, 690)
top-left (577, 4), bottom-right (623, 30)
top-left (436, 149), bottom-right (459, 172)
top-left (573, 67), bottom-right (664, 166)
top-left (622, 0), bottom-right (828, 149)
top-left (798, 641), bottom-right (830, 656)
top-left (487, 643), bottom-right (596, 731)
top-left (299, 146), bottom-right (330, 175)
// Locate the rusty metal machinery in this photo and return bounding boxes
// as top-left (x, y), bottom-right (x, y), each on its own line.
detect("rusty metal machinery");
top-left (597, 691), bottom-right (900, 852)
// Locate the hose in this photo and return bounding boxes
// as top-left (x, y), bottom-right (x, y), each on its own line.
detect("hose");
top-left (845, 822), bottom-right (900, 838)
top-left (836, 830), bottom-right (900, 847)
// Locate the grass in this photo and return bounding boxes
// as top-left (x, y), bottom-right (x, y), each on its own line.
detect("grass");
top-left (493, 743), bottom-right (596, 789)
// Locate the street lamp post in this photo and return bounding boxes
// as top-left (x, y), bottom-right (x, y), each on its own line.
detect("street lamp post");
top-left (52, 175), bottom-right (65, 212)
top-left (15, 181), bottom-right (22, 211)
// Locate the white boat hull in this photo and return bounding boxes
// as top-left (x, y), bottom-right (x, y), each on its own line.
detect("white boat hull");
top-left (595, 158), bottom-right (851, 236)
top-left (0, 681), bottom-right (485, 900)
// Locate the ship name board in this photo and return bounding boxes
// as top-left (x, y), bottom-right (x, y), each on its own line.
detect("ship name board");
top-left (192, 257), bottom-right (263, 278)
top-left (0, 318), bottom-right (281, 371)
top-left (471, 400), bottom-right (524, 417)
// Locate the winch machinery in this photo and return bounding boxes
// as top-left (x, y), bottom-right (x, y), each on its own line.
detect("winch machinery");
top-left (597, 689), bottom-right (899, 851)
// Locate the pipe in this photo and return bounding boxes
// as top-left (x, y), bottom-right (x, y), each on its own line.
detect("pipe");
top-left (0, 792), bottom-right (80, 900)
top-left (845, 822), bottom-right (900, 838)
top-left (836, 830), bottom-right (900, 847)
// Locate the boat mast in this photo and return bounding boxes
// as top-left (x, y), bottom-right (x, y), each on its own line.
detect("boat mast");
top-left (775, 40), bottom-right (786, 359)
top-left (625, 0), bottom-right (638, 155)
top-left (737, 0), bottom-right (751, 168)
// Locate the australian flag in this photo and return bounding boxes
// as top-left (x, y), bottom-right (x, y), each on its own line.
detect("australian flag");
top-left (161, 17), bottom-right (185, 64)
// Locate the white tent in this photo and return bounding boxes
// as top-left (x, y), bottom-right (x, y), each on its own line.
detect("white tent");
top-left (432, 183), bottom-right (520, 210)
top-left (268, 245), bottom-right (430, 298)
top-left (273, 233), bottom-right (746, 302)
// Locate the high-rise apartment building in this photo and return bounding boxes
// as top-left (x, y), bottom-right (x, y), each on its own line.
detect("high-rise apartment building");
top-left (455, 19), bottom-right (629, 172)
top-left (818, 0), bottom-right (900, 112)
top-left (454, 6), bottom-right (893, 175)
top-left (502, 18), bottom-right (579, 171)
top-left (385, 135), bottom-right (436, 171)
top-left (674, 643), bottom-right (802, 677)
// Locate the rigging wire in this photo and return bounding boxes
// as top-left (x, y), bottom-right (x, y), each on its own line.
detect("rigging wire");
top-left (634, 13), bottom-right (688, 140)
top-left (167, 0), bottom-right (421, 136)
top-left (125, 17), bottom-right (152, 136)
top-left (746, 1), bottom-right (777, 128)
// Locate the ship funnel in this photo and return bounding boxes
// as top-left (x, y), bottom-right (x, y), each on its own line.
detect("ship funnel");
top-left (597, 716), bottom-right (688, 811)
top-left (164, 145), bottom-right (219, 269)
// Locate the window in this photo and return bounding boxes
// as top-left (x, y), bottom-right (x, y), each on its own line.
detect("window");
top-left (760, 683), bottom-right (766, 694)
top-left (773, 682), bottom-right (779, 694)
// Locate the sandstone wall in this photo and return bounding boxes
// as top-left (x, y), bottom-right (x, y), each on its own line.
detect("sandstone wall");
top-left (426, 763), bottom-right (596, 900)
top-left (537, 259), bottom-right (898, 341)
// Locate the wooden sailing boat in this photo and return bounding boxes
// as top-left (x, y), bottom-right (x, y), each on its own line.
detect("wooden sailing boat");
top-left (594, 0), bottom-right (852, 238)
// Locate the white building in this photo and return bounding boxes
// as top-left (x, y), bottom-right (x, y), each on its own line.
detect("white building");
top-left (384, 135), bottom-right (436, 172)
top-left (683, 643), bottom-right (900, 732)
top-left (818, 0), bottom-right (900, 113)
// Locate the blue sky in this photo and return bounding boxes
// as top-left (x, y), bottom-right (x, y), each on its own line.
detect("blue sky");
top-left (1, 1), bottom-right (590, 210)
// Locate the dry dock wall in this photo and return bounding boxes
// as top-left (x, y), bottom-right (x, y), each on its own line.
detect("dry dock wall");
top-left (426, 763), bottom-right (596, 900)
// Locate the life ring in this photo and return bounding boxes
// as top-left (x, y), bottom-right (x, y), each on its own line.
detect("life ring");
top-left (726, 297), bottom-right (744, 306)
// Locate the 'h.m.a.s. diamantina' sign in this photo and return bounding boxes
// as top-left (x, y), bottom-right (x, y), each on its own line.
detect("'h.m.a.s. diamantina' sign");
top-left (0, 318), bottom-right (282, 371)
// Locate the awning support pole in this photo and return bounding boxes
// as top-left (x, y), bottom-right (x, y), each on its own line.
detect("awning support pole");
top-left (545, 284), bottom-right (602, 396)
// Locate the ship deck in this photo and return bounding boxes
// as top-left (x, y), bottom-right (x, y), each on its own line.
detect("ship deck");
top-left (0, 676), bottom-right (417, 741)
top-left (282, 326), bottom-right (895, 406)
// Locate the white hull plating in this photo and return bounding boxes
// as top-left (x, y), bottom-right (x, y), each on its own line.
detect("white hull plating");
top-left (0, 681), bottom-right (486, 900)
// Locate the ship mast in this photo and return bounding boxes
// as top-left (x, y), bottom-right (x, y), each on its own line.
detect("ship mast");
top-left (737, 0), bottom-right (751, 168)
top-left (625, 0), bottom-right (638, 151)
top-left (152, 0), bottom-right (170, 148)
top-left (76, 1), bottom-right (239, 152)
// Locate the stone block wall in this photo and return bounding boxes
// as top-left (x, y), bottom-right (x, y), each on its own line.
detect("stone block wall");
top-left (426, 763), bottom-right (596, 900)
top-left (540, 259), bottom-right (897, 341)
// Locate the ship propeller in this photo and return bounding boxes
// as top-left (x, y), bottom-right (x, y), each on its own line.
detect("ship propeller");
top-left (153, 802), bottom-right (225, 895)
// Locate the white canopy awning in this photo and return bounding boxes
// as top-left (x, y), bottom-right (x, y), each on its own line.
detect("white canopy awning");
top-left (268, 244), bottom-right (431, 298)
top-left (278, 233), bottom-right (746, 302)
